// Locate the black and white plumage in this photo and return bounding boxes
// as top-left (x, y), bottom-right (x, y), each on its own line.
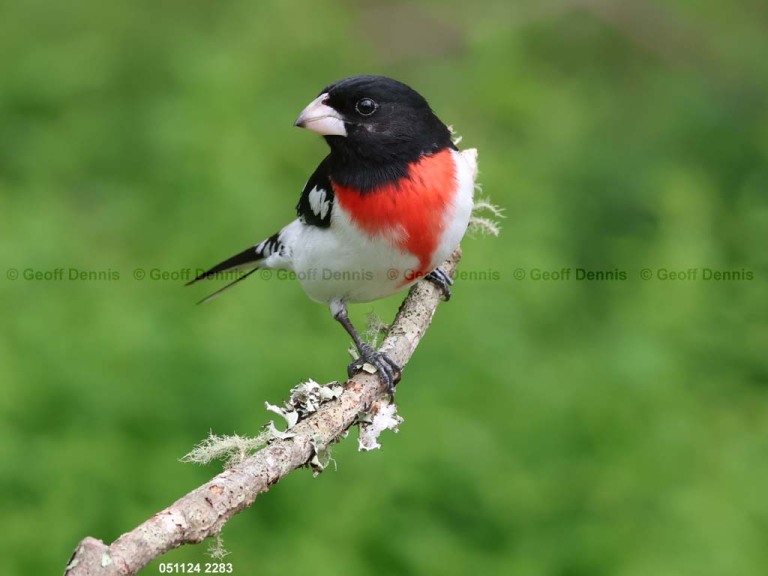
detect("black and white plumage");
top-left (189, 75), bottom-right (478, 392)
top-left (296, 158), bottom-right (334, 228)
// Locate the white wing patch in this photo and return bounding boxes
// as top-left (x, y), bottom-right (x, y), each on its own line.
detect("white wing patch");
top-left (255, 238), bottom-right (274, 256)
top-left (307, 186), bottom-right (331, 221)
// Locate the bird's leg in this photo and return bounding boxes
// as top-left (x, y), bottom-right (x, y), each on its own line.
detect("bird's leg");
top-left (425, 267), bottom-right (454, 301)
top-left (332, 301), bottom-right (402, 395)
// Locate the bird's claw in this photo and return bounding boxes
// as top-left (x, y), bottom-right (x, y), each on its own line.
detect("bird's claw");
top-left (348, 343), bottom-right (402, 396)
top-left (425, 267), bottom-right (454, 301)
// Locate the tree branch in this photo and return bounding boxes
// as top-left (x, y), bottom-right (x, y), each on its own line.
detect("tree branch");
top-left (65, 248), bottom-right (463, 576)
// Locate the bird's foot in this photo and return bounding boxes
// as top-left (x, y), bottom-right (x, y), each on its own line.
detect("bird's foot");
top-left (348, 342), bottom-right (402, 396)
top-left (425, 267), bottom-right (454, 301)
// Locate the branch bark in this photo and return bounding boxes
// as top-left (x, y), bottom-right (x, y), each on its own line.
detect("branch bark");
top-left (65, 248), bottom-right (463, 576)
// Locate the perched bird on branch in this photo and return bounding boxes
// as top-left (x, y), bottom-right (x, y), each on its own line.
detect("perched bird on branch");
top-left (188, 75), bottom-right (477, 393)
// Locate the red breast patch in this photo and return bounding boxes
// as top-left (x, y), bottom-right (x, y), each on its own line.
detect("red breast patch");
top-left (332, 149), bottom-right (457, 282)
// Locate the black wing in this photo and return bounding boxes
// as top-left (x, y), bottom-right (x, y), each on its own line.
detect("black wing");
top-left (296, 156), bottom-right (334, 228)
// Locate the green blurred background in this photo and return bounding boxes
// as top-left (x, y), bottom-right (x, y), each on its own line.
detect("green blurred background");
top-left (2, 0), bottom-right (767, 574)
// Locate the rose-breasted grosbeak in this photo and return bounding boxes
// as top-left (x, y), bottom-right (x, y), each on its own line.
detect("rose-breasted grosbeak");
top-left (189, 75), bottom-right (477, 393)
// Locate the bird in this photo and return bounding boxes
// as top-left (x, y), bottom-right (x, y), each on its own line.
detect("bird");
top-left (188, 75), bottom-right (477, 394)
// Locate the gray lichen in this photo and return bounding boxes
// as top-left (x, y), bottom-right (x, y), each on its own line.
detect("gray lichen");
top-left (182, 380), bottom-right (343, 469)
top-left (358, 398), bottom-right (404, 451)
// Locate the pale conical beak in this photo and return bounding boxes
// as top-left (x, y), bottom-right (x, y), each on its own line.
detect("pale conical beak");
top-left (294, 93), bottom-right (347, 136)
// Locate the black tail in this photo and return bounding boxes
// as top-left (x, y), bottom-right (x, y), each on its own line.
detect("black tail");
top-left (187, 242), bottom-right (270, 304)
top-left (191, 266), bottom-right (261, 304)
top-left (186, 245), bottom-right (263, 286)
top-left (187, 232), bottom-right (282, 303)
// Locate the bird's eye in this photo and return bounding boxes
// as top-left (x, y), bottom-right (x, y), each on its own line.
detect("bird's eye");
top-left (355, 98), bottom-right (378, 116)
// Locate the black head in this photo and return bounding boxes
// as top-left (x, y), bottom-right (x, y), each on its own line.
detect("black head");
top-left (294, 75), bottom-right (455, 190)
